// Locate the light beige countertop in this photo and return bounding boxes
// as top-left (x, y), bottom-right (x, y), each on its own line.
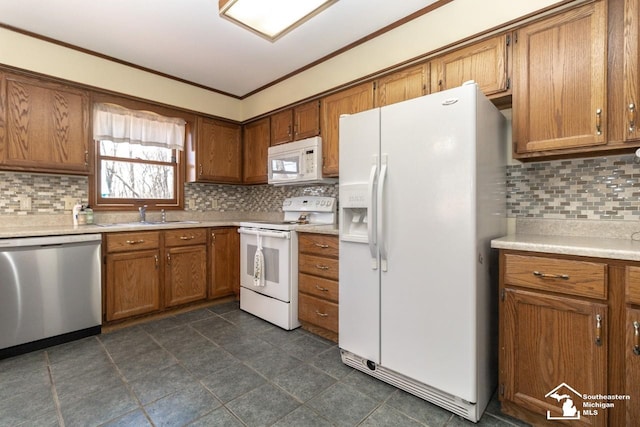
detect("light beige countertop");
top-left (492, 233), bottom-right (640, 262)
top-left (491, 218), bottom-right (640, 261)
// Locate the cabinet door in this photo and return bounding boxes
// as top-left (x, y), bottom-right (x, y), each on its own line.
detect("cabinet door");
top-left (195, 117), bottom-right (242, 183)
top-left (320, 82), bottom-right (374, 176)
top-left (164, 245), bottom-right (207, 307)
top-left (209, 227), bottom-right (240, 298)
top-left (1, 72), bottom-right (90, 174)
top-left (513, 1), bottom-right (607, 155)
top-left (431, 35), bottom-right (509, 98)
top-left (270, 109), bottom-right (293, 145)
top-left (375, 63), bottom-right (429, 107)
top-left (106, 250), bottom-right (161, 321)
top-left (626, 307), bottom-right (640, 425)
top-left (243, 117), bottom-right (270, 184)
top-left (501, 288), bottom-right (608, 426)
top-left (624, 0), bottom-right (640, 142)
top-left (293, 100), bottom-right (320, 140)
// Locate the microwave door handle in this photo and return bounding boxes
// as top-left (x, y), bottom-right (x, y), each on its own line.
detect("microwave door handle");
top-left (368, 158), bottom-right (378, 270)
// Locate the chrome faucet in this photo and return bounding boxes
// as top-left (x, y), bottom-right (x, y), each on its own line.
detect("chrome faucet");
top-left (139, 205), bottom-right (147, 223)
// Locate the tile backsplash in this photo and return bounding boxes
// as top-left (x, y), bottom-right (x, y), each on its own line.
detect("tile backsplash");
top-left (0, 171), bottom-right (337, 215)
top-left (2, 154), bottom-right (640, 220)
top-left (507, 154), bottom-right (640, 220)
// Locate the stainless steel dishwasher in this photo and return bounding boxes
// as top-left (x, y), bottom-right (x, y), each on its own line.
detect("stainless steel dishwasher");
top-left (0, 233), bottom-right (102, 358)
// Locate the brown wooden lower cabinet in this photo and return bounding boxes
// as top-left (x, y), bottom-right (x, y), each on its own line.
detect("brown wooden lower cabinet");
top-left (105, 231), bottom-right (162, 321)
top-left (104, 226), bottom-right (238, 323)
top-left (208, 227), bottom-right (240, 298)
top-left (164, 228), bottom-right (208, 307)
top-left (298, 233), bottom-right (339, 342)
top-left (498, 250), bottom-right (640, 427)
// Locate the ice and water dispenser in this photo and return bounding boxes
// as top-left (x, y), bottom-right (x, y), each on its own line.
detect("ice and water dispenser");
top-left (340, 183), bottom-right (370, 243)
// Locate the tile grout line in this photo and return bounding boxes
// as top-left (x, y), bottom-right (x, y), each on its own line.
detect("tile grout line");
top-left (95, 334), bottom-right (157, 426)
top-left (43, 351), bottom-right (66, 427)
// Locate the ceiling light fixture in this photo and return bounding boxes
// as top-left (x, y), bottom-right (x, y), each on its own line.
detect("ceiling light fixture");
top-left (219, 0), bottom-right (338, 42)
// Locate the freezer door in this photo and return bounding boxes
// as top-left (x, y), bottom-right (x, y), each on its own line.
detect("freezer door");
top-left (378, 85), bottom-right (481, 402)
top-left (338, 109), bottom-right (382, 364)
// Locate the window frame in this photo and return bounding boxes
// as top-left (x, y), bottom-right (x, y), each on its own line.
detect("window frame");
top-left (88, 94), bottom-right (193, 212)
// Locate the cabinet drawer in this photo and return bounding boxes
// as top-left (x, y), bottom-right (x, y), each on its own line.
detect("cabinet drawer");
top-left (299, 293), bottom-right (338, 333)
top-left (504, 254), bottom-right (607, 300)
top-left (164, 228), bottom-right (207, 247)
top-left (106, 231), bottom-right (161, 253)
top-left (299, 234), bottom-right (339, 258)
top-left (299, 254), bottom-right (339, 280)
top-left (299, 273), bottom-right (338, 303)
top-left (626, 266), bottom-right (640, 305)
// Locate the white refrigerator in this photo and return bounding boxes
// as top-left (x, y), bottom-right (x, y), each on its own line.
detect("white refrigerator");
top-left (338, 83), bottom-right (506, 422)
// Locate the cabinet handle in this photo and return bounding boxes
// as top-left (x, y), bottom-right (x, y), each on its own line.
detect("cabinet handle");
top-left (126, 239), bottom-right (145, 245)
top-left (315, 310), bottom-right (329, 317)
top-left (595, 314), bottom-right (602, 346)
top-left (629, 103), bottom-right (636, 133)
top-left (84, 150), bottom-right (89, 167)
top-left (595, 108), bottom-right (602, 135)
top-left (634, 321), bottom-right (640, 356)
top-left (315, 284), bottom-right (329, 292)
top-left (532, 271), bottom-right (569, 280)
top-left (179, 235), bottom-right (195, 240)
top-left (288, 124), bottom-right (292, 137)
top-left (314, 243), bottom-right (329, 249)
top-left (199, 163), bottom-right (203, 176)
top-left (154, 255), bottom-right (159, 269)
top-left (167, 253), bottom-right (171, 265)
top-left (211, 232), bottom-right (216, 243)
top-left (315, 264), bottom-right (329, 270)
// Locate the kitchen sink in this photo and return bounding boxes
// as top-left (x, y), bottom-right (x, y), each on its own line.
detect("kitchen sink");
top-left (96, 220), bottom-right (200, 227)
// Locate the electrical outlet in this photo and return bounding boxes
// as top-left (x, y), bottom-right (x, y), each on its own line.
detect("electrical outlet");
top-left (188, 199), bottom-right (196, 210)
top-left (19, 196), bottom-right (32, 211)
top-left (64, 197), bottom-right (77, 210)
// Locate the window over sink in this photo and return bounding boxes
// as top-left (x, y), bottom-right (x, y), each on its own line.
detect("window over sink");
top-left (89, 100), bottom-right (190, 211)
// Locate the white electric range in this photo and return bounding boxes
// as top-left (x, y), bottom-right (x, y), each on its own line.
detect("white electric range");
top-left (238, 196), bottom-right (337, 330)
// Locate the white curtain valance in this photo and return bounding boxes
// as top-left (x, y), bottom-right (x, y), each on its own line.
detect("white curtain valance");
top-left (93, 103), bottom-right (186, 151)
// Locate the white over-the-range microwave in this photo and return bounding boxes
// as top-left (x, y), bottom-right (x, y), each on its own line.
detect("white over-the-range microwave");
top-left (267, 136), bottom-right (337, 185)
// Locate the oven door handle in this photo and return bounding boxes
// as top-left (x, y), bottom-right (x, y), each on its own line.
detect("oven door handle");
top-left (238, 228), bottom-right (291, 239)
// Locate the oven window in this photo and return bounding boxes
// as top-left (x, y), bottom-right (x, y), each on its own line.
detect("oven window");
top-left (247, 245), bottom-right (280, 283)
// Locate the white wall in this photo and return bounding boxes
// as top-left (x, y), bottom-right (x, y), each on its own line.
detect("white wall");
top-left (0, 0), bottom-right (564, 121)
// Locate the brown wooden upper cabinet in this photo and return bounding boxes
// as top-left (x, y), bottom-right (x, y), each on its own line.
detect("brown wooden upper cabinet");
top-left (188, 116), bottom-right (242, 184)
top-left (320, 82), bottom-right (374, 177)
top-left (431, 34), bottom-right (510, 99)
top-left (243, 117), bottom-right (270, 184)
top-left (512, 1), bottom-right (607, 158)
top-left (374, 63), bottom-right (430, 107)
top-left (270, 100), bottom-right (320, 145)
top-left (0, 72), bottom-right (90, 175)
top-left (624, 0), bottom-right (640, 143)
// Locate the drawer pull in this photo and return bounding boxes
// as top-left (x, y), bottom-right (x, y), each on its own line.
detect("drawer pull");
top-left (314, 243), bottom-right (330, 249)
top-left (634, 321), bottom-right (640, 356)
top-left (126, 239), bottom-right (145, 245)
top-left (315, 310), bottom-right (329, 317)
top-left (595, 314), bottom-right (602, 346)
top-left (179, 235), bottom-right (196, 240)
top-left (315, 264), bottom-right (330, 270)
top-left (533, 271), bottom-right (569, 280)
top-left (315, 284), bottom-right (329, 292)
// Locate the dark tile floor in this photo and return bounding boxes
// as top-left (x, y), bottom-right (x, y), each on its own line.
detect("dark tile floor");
top-left (0, 301), bottom-right (530, 427)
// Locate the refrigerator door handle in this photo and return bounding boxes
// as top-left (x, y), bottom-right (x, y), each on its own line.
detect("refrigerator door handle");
top-left (377, 155), bottom-right (388, 272)
top-left (368, 157), bottom-right (378, 269)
